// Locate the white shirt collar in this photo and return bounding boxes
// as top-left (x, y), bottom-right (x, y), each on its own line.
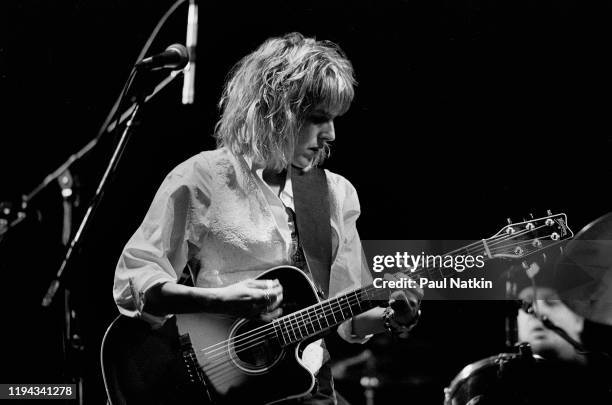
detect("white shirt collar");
top-left (241, 154), bottom-right (294, 204)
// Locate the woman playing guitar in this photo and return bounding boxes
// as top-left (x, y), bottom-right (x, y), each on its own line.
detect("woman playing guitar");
top-left (111, 32), bottom-right (421, 405)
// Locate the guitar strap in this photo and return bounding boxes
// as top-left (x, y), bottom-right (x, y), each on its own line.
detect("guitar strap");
top-left (291, 166), bottom-right (332, 298)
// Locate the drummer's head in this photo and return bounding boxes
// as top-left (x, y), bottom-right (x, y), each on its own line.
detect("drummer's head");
top-left (516, 267), bottom-right (586, 364)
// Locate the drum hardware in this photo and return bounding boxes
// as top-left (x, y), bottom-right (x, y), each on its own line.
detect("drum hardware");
top-left (444, 343), bottom-right (546, 405)
top-left (332, 350), bottom-right (380, 405)
top-left (360, 375), bottom-right (379, 405)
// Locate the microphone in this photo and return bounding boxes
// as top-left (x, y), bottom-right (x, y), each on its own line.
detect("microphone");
top-left (539, 314), bottom-right (587, 352)
top-left (136, 44), bottom-right (188, 71)
top-left (182, 0), bottom-right (198, 104)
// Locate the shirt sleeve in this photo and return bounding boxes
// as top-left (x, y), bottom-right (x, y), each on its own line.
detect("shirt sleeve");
top-left (330, 175), bottom-right (374, 344)
top-left (113, 168), bottom-right (199, 327)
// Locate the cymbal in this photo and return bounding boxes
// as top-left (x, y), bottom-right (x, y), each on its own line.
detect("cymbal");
top-left (554, 213), bottom-right (612, 326)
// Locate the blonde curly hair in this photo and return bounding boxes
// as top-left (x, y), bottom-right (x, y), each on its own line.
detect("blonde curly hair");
top-left (214, 32), bottom-right (356, 171)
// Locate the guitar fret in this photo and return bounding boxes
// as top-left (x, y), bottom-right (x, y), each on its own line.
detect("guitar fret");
top-left (285, 317), bottom-right (297, 343)
top-left (273, 320), bottom-right (287, 346)
top-left (307, 310), bottom-right (315, 335)
top-left (362, 287), bottom-right (373, 302)
top-left (298, 311), bottom-right (309, 337)
top-left (328, 299), bottom-right (338, 324)
top-left (302, 310), bottom-right (311, 336)
top-left (321, 306), bottom-right (331, 329)
top-left (346, 296), bottom-right (354, 317)
top-left (293, 314), bottom-right (304, 340)
top-left (292, 313), bottom-right (300, 340)
top-left (280, 318), bottom-right (287, 343)
top-left (337, 297), bottom-right (345, 319)
top-left (339, 296), bottom-right (352, 319)
top-left (316, 308), bottom-right (326, 330)
top-left (307, 309), bottom-right (317, 334)
top-left (353, 290), bottom-right (362, 312)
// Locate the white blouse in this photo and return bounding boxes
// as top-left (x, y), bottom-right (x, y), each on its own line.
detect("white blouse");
top-left (113, 148), bottom-right (373, 368)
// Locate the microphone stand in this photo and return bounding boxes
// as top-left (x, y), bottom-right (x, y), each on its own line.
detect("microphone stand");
top-left (37, 70), bottom-right (181, 402)
top-left (41, 98), bottom-right (144, 308)
top-left (0, 58), bottom-right (180, 405)
top-left (537, 314), bottom-right (586, 353)
top-left (182, 0), bottom-right (198, 105)
top-left (0, 2), bottom-right (191, 401)
top-left (56, 169), bottom-right (85, 405)
top-left (0, 70), bottom-right (182, 243)
top-left (33, 72), bottom-right (180, 307)
top-left (25, 71), bottom-right (182, 211)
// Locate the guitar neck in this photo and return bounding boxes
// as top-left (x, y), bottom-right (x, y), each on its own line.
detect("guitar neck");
top-left (272, 213), bottom-right (572, 347)
top-left (272, 243), bottom-right (484, 346)
top-left (273, 286), bottom-right (377, 346)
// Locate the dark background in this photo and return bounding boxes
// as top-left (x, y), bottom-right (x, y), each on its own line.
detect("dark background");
top-left (1, 0), bottom-right (611, 404)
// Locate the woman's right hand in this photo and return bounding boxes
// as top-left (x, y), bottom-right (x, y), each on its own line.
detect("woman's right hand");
top-left (209, 278), bottom-right (284, 321)
top-left (144, 278), bottom-right (284, 322)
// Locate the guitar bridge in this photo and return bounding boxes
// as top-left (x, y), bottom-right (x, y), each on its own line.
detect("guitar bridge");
top-left (180, 333), bottom-right (213, 402)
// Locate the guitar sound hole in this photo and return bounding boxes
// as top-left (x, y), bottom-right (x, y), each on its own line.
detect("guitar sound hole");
top-left (229, 319), bottom-right (283, 374)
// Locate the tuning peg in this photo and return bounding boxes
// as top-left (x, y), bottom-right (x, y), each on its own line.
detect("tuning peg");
top-left (547, 209), bottom-right (552, 216)
top-left (529, 213), bottom-right (534, 219)
top-left (507, 217), bottom-right (512, 225)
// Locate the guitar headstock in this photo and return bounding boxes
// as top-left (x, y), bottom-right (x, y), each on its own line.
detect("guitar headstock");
top-left (486, 212), bottom-right (573, 260)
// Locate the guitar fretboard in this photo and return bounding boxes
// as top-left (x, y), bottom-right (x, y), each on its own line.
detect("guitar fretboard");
top-left (272, 287), bottom-right (378, 347)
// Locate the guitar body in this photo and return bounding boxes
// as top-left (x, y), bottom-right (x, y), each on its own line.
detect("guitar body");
top-left (102, 266), bottom-right (322, 405)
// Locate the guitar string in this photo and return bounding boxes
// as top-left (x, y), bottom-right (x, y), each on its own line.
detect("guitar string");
top-left (485, 222), bottom-right (561, 248)
top-left (199, 233), bottom-right (550, 378)
top-left (408, 223), bottom-right (554, 278)
top-left (200, 234), bottom-right (555, 382)
top-left (201, 286), bottom-right (379, 380)
top-left (197, 223), bottom-right (555, 362)
top-left (200, 290), bottom-right (370, 368)
top-left (408, 224), bottom-right (552, 279)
